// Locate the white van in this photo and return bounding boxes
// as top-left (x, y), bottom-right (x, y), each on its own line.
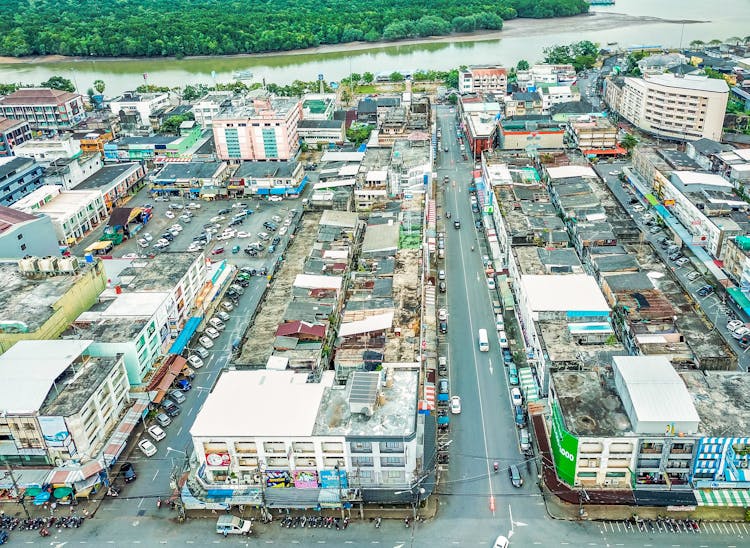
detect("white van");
top-left (498, 330), bottom-right (509, 349)
top-left (478, 329), bottom-right (489, 352)
top-left (216, 515), bottom-right (252, 536)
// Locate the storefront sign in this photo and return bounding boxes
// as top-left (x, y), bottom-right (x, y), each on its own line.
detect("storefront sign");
top-left (293, 470), bottom-right (319, 489)
top-left (205, 452), bottom-right (231, 467)
top-left (550, 401), bottom-right (579, 486)
top-left (319, 469), bottom-right (348, 489)
top-left (266, 470), bottom-right (293, 488)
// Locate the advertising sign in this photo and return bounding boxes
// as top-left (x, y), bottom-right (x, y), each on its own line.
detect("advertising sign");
top-left (38, 416), bottom-right (71, 448)
top-left (266, 470), bottom-right (293, 488)
top-left (205, 452), bottom-right (231, 467)
top-left (293, 470), bottom-right (319, 489)
top-left (550, 401), bottom-right (579, 486)
top-left (319, 469), bottom-right (348, 489)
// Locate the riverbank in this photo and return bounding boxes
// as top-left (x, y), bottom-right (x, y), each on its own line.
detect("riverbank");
top-left (0, 12), bottom-right (705, 66)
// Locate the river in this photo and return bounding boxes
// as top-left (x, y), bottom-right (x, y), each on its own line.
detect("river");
top-left (1, 0), bottom-right (748, 95)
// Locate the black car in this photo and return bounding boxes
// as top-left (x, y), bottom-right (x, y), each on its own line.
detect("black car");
top-left (439, 320), bottom-right (448, 333)
top-left (236, 278), bottom-right (250, 287)
top-left (258, 267), bottom-right (268, 276)
top-left (218, 208), bottom-right (231, 215)
top-left (229, 218), bottom-right (244, 227)
top-left (264, 222), bottom-right (278, 232)
top-left (697, 285), bottom-right (714, 297)
top-left (438, 378), bottom-right (449, 395)
top-left (272, 236), bottom-right (281, 245)
top-left (475, 219), bottom-right (483, 229)
top-left (161, 399), bottom-right (180, 417)
top-left (161, 233), bottom-right (174, 241)
top-left (439, 281), bottom-right (447, 293)
top-left (453, 220), bottom-right (461, 229)
top-left (244, 249), bottom-right (257, 256)
top-left (508, 464), bottom-right (523, 488)
top-left (120, 462), bottom-right (136, 483)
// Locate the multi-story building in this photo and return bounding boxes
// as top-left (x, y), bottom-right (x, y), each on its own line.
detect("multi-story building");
top-left (0, 117), bottom-right (32, 157)
top-left (498, 115), bottom-right (566, 151)
top-left (0, 156), bottom-right (45, 207)
top-left (230, 160), bottom-right (306, 197)
top-left (0, 258), bottom-right (107, 354)
top-left (151, 161), bottom-right (229, 199)
top-left (13, 134), bottom-right (82, 165)
top-left (504, 91), bottom-right (544, 117)
top-left (42, 154), bottom-right (104, 190)
top-left (109, 91), bottom-right (171, 127)
top-left (459, 66), bottom-right (508, 95)
top-left (104, 122), bottom-right (203, 162)
top-left (212, 96), bottom-right (302, 161)
top-left (388, 138), bottom-right (432, 195)
top-left (567, 117), bottom-right (620, 154)
top-left (0, 206), bottom-right (59, 258)
top-left (190, 368), bottom-right (424, 506)
top-left (74, 252), bottom-right (209, 384)
top-left (301, 94), bottom-right (336, 120)
top-left (71, 129), bottom-right (115, 157)
top-left (12, 185), bottom-right (108, 245)
top-left (0, 88), bottom-right (85, 131)
top-left (73, 162), bottom-right (146, 210)
top-left (192, 91), bottom-right (235, 128)
top-left (604, 74), bottom-right (729, 141)
top-left (297, 120), bottom-right (346, 145)
top-left (0, 339), bottom-right (129, 467)
top-left (465, 112), bottom-right (498, 159)
top-left (540, 85), bottom-right (581, 113)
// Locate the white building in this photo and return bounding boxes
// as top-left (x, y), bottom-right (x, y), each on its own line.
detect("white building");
top-left (13, 134), bottom-right (82, 164)
top-left (0, 339), bottom-right (129, 467)
top-left (12, 185), bottom-right (107, 245)
top-left (192, 91), bottom-right (234, 128)
top-left (109, 91), bottom-right (171, 126)
top-left (190, 367), bottom-right (423, 506)
top-left (80, 253), bottom-right (209, 384)
top-left (540, 85), bottom-right (581, 113)
top-left (459, 66), bottom-right (508, 95)
top-left (297, 120), bottom-right (346, 144)
top-left (605, 74), bottom-right (729, 141)
top-left (42, 154), bottom-right (103, 190)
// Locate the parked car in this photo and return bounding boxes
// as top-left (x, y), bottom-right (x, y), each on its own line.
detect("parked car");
top-left (487, 277), bottom-right (496, 290)
top-left (687, 271), bottom-right (703, 282)
top-left (155, 413), bottom-right (172, 427)
top-left (258, 232), bottom-right (270, 241)
top-left (438, 378), bottom-right (449, 395)
top-left (221, 301), bottom-right (234, 312)
top-left (438, 270), bottom-right (446, 280)
top-left (161, 399), bottom-right (180, 417)
top-left (147, 425), bottom-right (166, 442)
top-left (498, 330), bottom-right (509, 349)
top-left (675, 257), bottom-right (690, 267)
top-left (450, 396), bottom-right (462, 414)
top-left (209, 317), bottom-right (225, 330)
top-left (439, 320), bottom-right (448, 334)
top-left (205, 327), bottom-right (221, 339)
top-left (514, 405), bottom-right (526, 428)
top-left (193, 346), bottom-right (210, 359)
top-left (187, 355), bottom-right (205, 369)
top-left (199, 336), bottom-right (215, 348)
top-left (439, 281), bottom-right (447, 293)
top-left (519, 428), bottom-right (531, 452)
top-left (138, 439), bottom-right (157, 457)
top-left (697, 285), bottom-right (714, 297)
top-left (211, 247), bottom-right (225, 255)
top-left (169, 389), bottom-right (186, 404)
top-left (438, 308), bottom-right (448, 321)
top-left (732, 326), bottom-right (750, 340)
top-left (727, 320), bottom-right (745, 332)
top-left (510, 387), bottom-right (523, 406)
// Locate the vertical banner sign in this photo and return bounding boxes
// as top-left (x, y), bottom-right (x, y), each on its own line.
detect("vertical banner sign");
top-left (550, 402), bottom-right (579, 486)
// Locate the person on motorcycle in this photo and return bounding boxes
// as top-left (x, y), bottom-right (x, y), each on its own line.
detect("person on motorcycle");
top-left (493, 461), bottom-right (499, 472)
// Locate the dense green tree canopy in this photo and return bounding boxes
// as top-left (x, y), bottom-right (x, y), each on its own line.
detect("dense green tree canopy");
top-left (543, 41), bottom-right (599, 71)
top-left (0, 0), bottom-right (589, 58)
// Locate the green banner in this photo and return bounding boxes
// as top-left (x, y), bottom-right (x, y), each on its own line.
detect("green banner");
top-left (550, 401), bottom-right (579, 486)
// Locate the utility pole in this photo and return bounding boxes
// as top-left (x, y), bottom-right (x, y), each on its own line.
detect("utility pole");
top-left (5, 464), bottom-right (30, 519)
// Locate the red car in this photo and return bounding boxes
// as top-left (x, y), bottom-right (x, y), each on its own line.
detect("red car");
top-left (211, 247), bottom-right (225, 255)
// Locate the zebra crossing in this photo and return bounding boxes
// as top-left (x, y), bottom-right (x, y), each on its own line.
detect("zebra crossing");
top-left (598, 519), bottom-right (749, 538)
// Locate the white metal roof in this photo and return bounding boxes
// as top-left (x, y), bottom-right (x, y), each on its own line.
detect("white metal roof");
top-left (366, 170), bottom-right (388, 182)
top-left (644, 73), bottom-right (729, 93)
top-left (265, 356), bottom-right (289, 371)
top-left (546, 165), bottom-right (596, 179)
top-left (339, 312), bottom-right (394, 337)
top-left (190, 370), bottom-right (334, 438)
top-left (338, 164), bottom-right (359, 176)
top-left (293, 274), bottom-right (342, 291)
top-left (521, 274), bottom-right (609, 313)
top-left (0, 340), bottom-right (93, 414)
top-left (672, 171), bottom-right (733, 188)
top-left (612, 356), bottom-right (699, 428)
top-left (320, 151), bottom-right (365, 162)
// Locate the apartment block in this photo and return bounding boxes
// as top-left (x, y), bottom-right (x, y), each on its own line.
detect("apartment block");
top-left (459, 66), bottom-right (508, 95)
top-left (605, 74), bottom-right (729, 141)
top-left (192, 91), bottom-right (235, 128)
top-left (212, 96), bottom-right (302, 161)
top-left (109, 91), bottom-right (171, 126)
top-left (0, 117), bottom-right (32, 157)
top-left (0, 156), bottom-right (45, 207)
top-left (13, 134), bottom-right (82, 164)
top-left (0, 206), bottom-right (59, 258)
top-left (0, 88), bottom-right (85, 131)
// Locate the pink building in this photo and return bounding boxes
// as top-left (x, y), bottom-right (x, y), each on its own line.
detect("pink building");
top-left (212, 96), bottom-right (302, 162)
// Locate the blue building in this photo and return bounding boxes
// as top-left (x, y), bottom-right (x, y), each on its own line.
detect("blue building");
top-left (0, 156), bottom-right (45, 207)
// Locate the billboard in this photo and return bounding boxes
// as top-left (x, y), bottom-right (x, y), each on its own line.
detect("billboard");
top-left (319, 469), bottom-right (348, 489)
top-left (550, 401), bottom-right (579, 486)
top-left (38, 416), bottom-right (71, 448)
top-left (205, 452), bottom-right (231, 467)
top-left (293, 470), bottom-right (319, 489)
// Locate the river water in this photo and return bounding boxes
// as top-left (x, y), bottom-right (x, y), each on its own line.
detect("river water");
top-left (1, 0), bottom-right (748, 95)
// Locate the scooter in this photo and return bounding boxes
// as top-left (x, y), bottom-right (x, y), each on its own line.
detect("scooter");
top-left (374, 517), bottom-right (382, 528)
top-left (493, 461), bottom-right (499, 473)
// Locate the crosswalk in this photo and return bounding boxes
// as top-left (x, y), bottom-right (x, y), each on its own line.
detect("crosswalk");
top-left (598, 519), bottom-right (749, 537)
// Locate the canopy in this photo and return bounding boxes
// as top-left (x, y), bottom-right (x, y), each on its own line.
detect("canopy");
top-left (53, 487), bottom-right (73, 498)
top-left (24, 486), bottom-right (42, 497)
top-left (85, 240), bottom-right (113, 252)
top-left (33, 491), bottom-right (51, 505)
top-left (169, 316), bottom-right (203, 355)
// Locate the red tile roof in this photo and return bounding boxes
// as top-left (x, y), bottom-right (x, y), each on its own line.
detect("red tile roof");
top-left (275, 320), bottom-right (326, 339)
top-left (471, 68), bottom-right (507, 77)
top-left (0, 88), bottom-right (81, 106)
top-left (0, 205), bottom-right (36, 234)
top-left (0, 117), bottom-right (28, 132)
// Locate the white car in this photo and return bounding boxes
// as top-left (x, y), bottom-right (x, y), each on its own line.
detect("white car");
top-left (732, 327), bottom-right (750, 340)
top-left (727, 320), bottom-right (744, 332)
top-left (147, 425), bottom-right (166, 442)
top-left (258, 232), bottom-right (270, 241)
top-left (498, 330), bottom-right (509, 349)
top-left (198, 336), bottom-right (215, 348)
top-left (487, 278), bottom-right (496, 290)
top-left (137, 239), bottom-right (149, 248)
top-left (143, 233), bottom-right (153, 242)
top-left (209, 317), bottom-right (225, 330)
top-left (236, 231), bottom-right (250, 238)
top-left (493, 536), bottom-right (509, 548)
top-left (216, 233), bottom-right (232, 241)
top-left (279, 226), bottom-right (288, 236)
top-left (187, 242), bottom-right (201, 252)
top-left (496, 314), bottom-right (504, 331)
top-left (165, 211), bottom-right (175, 219)
top-left (217, 310), bottom-right (230, 322)
top-left (271, 215), bottom-right (282, 223)
top-left (221, 301), bottom-right (234, 312)
top-left (438, 270), bottom-right (446, 280)
top-left (269, 195), bottom-right (283, 202)
top-left (121, 253), bottom-right (140, 259)
top-left (450, 395), bottom-right (461, 414)
top-left (187, 202), bottom-right (201, 209)
top-left (438, 308), bottom-right (448, 321)
top-left (209, 216), bottom-right (225, 223)
top-left (188, 355), bottom-right (204, 368)
top-left (511, 387), bottom-right (523, 406)
top-left (138, 438), bottom-right (157, 457)
top-left (205, 327), bottom-right (221, 339)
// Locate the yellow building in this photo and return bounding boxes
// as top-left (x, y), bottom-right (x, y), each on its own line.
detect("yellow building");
top-left (0, 257), bottom-right (107, 354)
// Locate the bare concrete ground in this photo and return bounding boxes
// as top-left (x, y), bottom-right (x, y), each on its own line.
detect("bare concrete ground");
top-left (384, 248), bottom-right (422, 362)
top-left (236, 212), bottom-right (322, 365)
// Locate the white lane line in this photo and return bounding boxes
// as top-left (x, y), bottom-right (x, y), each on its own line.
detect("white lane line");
top-left (152, 469), bottom-right (159, 481)
top-left (176, 426), bottom-right (183, 437)
top-left (138, 498), bottom-right (144, 508)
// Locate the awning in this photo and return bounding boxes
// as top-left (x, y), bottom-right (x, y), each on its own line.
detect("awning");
top-left (151, 356), bottom-right (187, 404)
top-left (46, 458), bottom-right (104, 486)
top-left (102, 397), bottom-right (149, 465)
top-left (695, 488), bottom-right (750, 507)
top-left (169, 316), bottom-right (203, 355)
top-left (728, 287), bottom-right (750, 315)
top-left (582, 146), bottom-right (627, 156)
top-left (85, 240), bottom-right (113, 252)
top-left (53, 487), bottom-right (73, 498)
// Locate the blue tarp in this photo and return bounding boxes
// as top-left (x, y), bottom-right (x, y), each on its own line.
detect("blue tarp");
top-left (169, 316), bottom-right (203, 355)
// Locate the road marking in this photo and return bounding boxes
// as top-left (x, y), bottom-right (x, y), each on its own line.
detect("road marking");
top-left (138, 498), bottom-right (144, 508)
top-left (188, 406), bottom-right (193, 415)
top-left (152, 469), bottom-right (159, 481)
top-left (176, 427), bottom-right (183, 437)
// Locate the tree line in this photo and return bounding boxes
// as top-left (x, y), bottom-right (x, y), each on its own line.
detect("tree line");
top-left (0, 0), bottom-right (589, 58)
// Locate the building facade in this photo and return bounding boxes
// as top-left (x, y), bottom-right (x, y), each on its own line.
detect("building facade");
top-left (0, 156), bottom-right (45, 207)
top-left (109, 91), bottom-right (171, 126)
top-left (12, 135), bottom-right (82, 165)
top-left (0, 88), bottom-right (85, 131)
top-left (0, 206), bottom-right (60, 258)
top-left (459, 66), bottom-right (508, 95)
top-left (212, 96), bottom-right (302, 161)
top-left (0, 118), bottom-right (32, 157)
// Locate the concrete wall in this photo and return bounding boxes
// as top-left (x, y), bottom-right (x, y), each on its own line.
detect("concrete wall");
top-left (0, 216), bottom-right (59, 258)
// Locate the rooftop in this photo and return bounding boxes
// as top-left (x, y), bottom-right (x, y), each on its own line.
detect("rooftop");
top-left (362, 223), bottom-right (399, 255)
top-left (115, 253), bottom-right (199, 292)
top-left (0, 260), bottom-right (100, 332)
top-left (521, 274), bottom-right (609, 313)
top-left (0, 339), bottom-right (93, 414)
top-left (298, 119), bottom-right (343, 129)
top-left (0, 205), bottom-right (38, 234)
top-left (642, 73), bottom-right (730, 93)
top-left (154, 161), bottom-right (223, 181)
top-left (546, 165), bottom-right (597, 180)
top-left (234, 160), bottom-right (297, 180)
top-left (215, 97), bottom-right (300, 120)
top-left (0, 117), bottom-right (28, 132)
top-left (313, 368), bottom-right (418, 437)
top-left (75, 163), bottom-right (141, 191)
top-left (552, 369), bottom-right (632, 436)
top-left (41, 354), bottom-right (122, 417)
top-left (0, 88), bottom-right (80, 106)
top-left (0, 156), bottom-right (35, 179)
top-left (70, 314), bottom-right (151, 342)
top-left (681, 371), bottom-right (750, 437)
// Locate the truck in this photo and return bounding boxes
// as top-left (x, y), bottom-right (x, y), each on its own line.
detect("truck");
top-left (216, 515), bottom-right (252, 536)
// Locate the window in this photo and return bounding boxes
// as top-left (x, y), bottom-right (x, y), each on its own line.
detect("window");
top-left (350, 441), bottom-right (372, 453)
top-left (351, 456), bottom-right (374, 467)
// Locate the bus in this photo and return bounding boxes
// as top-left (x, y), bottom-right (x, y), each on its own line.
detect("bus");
top-left (478, 329), bottom-right (489, 352)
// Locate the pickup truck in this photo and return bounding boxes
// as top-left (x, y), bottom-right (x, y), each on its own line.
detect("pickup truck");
top-left (492, 300), bottom-right (502, 316)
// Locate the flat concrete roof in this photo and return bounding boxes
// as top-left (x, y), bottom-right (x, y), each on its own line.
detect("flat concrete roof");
top-left (75, 163), bottom-right (141, 191)
top-left (521, 274), bottom-right (609, 313)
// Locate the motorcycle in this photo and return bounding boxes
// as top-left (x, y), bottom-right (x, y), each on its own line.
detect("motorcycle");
top-left (493, 461), bottom-right (499, 473)
top-left (374, 517), bottom-right (382, 528)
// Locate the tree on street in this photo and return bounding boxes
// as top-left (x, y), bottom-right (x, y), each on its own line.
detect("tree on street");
top-left (620, 133), bottom-right (638, 154)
